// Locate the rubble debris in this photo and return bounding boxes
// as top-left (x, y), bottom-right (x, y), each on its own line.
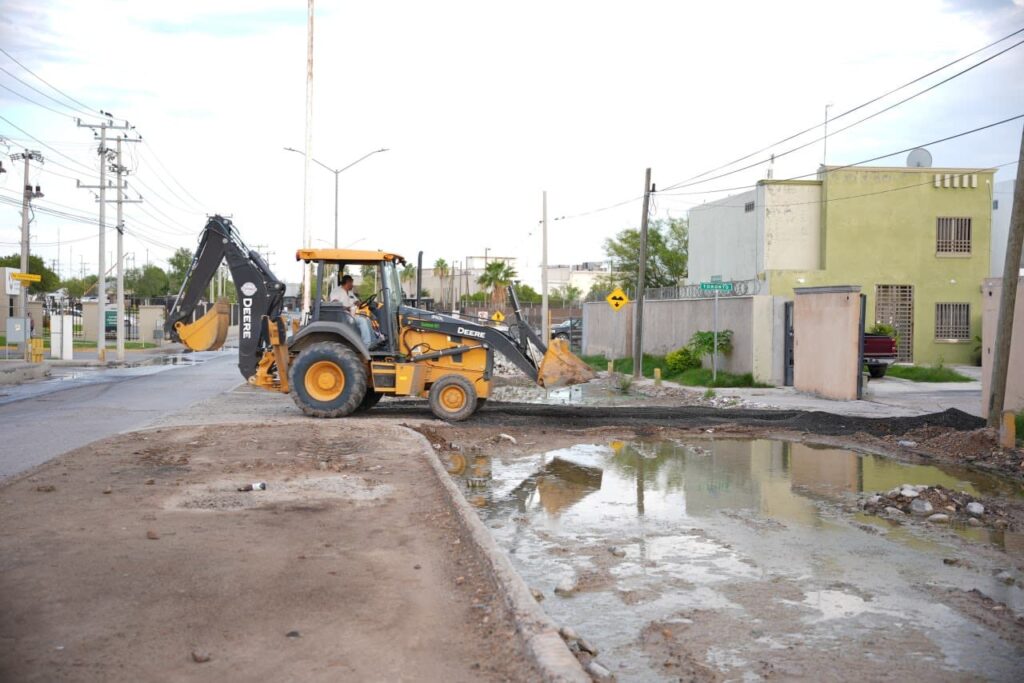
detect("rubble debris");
top-left (859, 485), bottom-right (1015, 531)
top-left (554, 576), bottom-right (577, 596)
top-left (191, 650), bottom-right (211, 663)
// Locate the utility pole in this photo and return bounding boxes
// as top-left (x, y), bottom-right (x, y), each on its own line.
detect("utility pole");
top-left (541, 191), bottom-right (549, 346)
top-left (987, 125), bottom-right (1024, 428)
top-left (112, 135), bottom-right (143, 361)
top-left (823, 104), bottom-right (833, 166)
top-left (301, 0), bottom-right (316, 319)
top-left (78, 118), bottom-right (131, 361)
top-left (10, 150), bottom-right (44, 359)
top-left (633, 168), bottom-right (653, 379)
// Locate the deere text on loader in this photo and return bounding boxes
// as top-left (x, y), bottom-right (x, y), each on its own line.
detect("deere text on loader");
top-left (166, 215), bottom-right (595, 421)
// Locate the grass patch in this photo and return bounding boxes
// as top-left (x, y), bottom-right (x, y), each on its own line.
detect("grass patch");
top-left (1016, 412), bottom-right (1023, 447)
top-left (885, 364), bottom-right (972, 383)
top-left (581, 354), bottom-right (771, 388)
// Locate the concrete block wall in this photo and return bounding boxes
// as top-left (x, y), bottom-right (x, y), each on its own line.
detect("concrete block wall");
top-left (582, 295), bottom-right (786, 384)
top-left (981, 277), bottom-right (1024, 417)
top-left (81, 302), bottom-right (98, 342)
top-left (793, 286), bottom-right (861, 401)
top-left (139, 305), bottom-right (166, 345)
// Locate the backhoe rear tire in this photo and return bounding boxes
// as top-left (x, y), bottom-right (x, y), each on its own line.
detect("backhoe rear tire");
top-left (289, 341), bottom-right (367, 418)
top-left (428, 375), bottom-right (477, 422)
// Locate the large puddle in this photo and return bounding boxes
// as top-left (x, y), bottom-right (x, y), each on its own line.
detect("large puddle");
top-left (452, 439), bottom-right (1024, 680)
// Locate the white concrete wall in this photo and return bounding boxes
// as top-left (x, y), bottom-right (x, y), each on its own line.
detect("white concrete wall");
top-left (688, 188), bottom-right (759, 283)
top-left (991, 179), bottom-right (1020, 277)
top-left (763, 183), bottom-right (822, 271)
top-left (981, 277), bottom-right (1024, 416)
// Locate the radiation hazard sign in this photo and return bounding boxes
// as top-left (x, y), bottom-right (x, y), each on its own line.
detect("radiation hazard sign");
top-left (606, 287), bottom-right (628, 311)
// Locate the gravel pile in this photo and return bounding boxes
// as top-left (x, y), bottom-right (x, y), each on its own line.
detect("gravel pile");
top-left (859, 484), bottom-right (1013, 530)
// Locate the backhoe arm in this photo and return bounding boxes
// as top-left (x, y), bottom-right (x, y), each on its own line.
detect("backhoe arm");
top-left (165, 215), bottom-right (286, 379)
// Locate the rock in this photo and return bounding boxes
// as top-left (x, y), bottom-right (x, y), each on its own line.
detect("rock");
top-left (455, 576), bottom-right (465, 586)
top-left (146, 530), bottom-right (160, 540)
top-left (888, 487), bottom-right (902, 497)
top-left (554, 577), bottom-right (577, 596)
top-left (530, 587), bottom-right (544, 602)
top-left (966, 502), bottom-right (985, 516)
top-left (897, 440), bottom-right (918, 448)
top-left (608, 546), bottom-right (626, 558)
top-left (103, 487), bottom-right (112, 494)
top-left (498, 433), bottom-right (517, 445)
top-left (866, 495), bottom-right (882, 506)
top-left (994, 519), bottom-right (1009, 530)
top-left (144, 479), bottom-right (155, 485)
top-left (577, 638), bottom-right (598, 656)
top-left (909, 499), bottom-right (933, 515)
top-left (900, 488), bottom-right (920, 499)
top-left (586, 661), bottom-right (613, 680)
top-left (967, 517), bottom-right (983, 527)
top-left (559, 626), bottom-right (578, 642)
top-left (884, 507), bottom-right (905, 516)
top-left (191, 650), bottom-right (211, 663)
top-left (35, 485), bottom-right (56, 493)
top-left (927, 514), bottom-right (950, 524)
top-left (996, 571), bottom-right (1014, 586)
top-left (286, 630), bottom-right (301, 638)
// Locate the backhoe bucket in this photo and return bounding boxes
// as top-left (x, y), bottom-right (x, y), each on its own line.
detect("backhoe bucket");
top-left (174, 299), bottom-right (230, 351)
top-left (537, 338), bottom-right (596, 388)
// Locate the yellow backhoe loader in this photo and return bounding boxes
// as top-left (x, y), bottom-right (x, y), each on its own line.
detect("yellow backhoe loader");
top-left (166, 216), bottom-right (594, 421)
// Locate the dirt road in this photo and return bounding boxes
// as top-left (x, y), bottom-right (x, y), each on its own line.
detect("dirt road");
top-left (0, 421), bottom-right (535, 682)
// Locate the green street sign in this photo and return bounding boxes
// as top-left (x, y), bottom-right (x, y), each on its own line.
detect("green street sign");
top-left (700, 282), bottom-right (734, 292)
top-left (105, 310), bottom-right (117, 325)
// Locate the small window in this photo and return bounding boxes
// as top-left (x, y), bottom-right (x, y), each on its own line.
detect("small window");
top-left (744, 201), bottom-right (755, 213)
top-left (935, 303), bottom-right (970, 340)
top-left (993, 199), bottom-right (999, 210)
top-left (936, 217), bottom-right (971, 255)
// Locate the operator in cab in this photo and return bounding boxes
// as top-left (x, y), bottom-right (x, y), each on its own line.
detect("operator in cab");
top-left (329, 274), bottom-right (375, 348)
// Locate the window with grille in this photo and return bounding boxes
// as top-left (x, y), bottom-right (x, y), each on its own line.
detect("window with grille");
top-left (744, 201), bottom-right (755, 213)
top-left (935, 303), bottom-right (970, 340)
top-left (936, 217), bottom-right (971, 255)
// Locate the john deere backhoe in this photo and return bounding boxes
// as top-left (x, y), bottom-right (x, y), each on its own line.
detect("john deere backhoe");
top-left (166, 215), bottom-right (595, 421)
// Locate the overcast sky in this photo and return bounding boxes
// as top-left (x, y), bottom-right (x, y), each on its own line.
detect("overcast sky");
top-left (1, 0), bottom-right (1022, 288)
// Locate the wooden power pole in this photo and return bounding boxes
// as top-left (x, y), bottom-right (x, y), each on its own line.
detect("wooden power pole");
top-left (988, 124), bottom-right (1024, 427)
top-left (633, 168), bottom-right (653, 379)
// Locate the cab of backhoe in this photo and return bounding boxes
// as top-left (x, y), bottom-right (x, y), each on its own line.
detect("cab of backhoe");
top-left (298, 248), bottom-right (406, 357)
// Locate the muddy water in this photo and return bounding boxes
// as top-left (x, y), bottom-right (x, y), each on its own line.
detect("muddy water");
top-left (454, 440), bottom-right (1024, 681)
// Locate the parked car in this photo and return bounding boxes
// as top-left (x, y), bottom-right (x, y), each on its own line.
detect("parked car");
top-left (864, 333), bottom-right (898, 378)
top-left (550, 318), bottom-right (582, 342)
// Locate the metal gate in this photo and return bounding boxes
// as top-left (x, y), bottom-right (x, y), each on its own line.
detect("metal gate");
top-left (875, 284), bottom-right (914, 363)
top-left (783, 300), bottom-right (794, 386)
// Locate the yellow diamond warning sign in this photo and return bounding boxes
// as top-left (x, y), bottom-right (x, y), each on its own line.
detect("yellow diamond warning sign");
top-left (491, 310), bottom-right (505, 323)
top-left (606, 287), bottom-right (628, 311)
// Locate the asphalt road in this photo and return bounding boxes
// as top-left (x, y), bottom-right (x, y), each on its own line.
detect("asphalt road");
top-left (0, 352), bottom-right (244, 481)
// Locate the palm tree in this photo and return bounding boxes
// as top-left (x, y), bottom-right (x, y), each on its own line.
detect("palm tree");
top-left (477, 261), bottom-right (517, 307)
top-left (433, 258), bottom-right (449, 306)
top-left (400, 263), bottom-right (417, 297)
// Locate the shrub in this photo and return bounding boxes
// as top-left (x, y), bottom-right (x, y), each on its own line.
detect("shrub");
top-left (666, 346), bottom-right (701, 374)
top-left (688, 330), bottom-right (733, 360)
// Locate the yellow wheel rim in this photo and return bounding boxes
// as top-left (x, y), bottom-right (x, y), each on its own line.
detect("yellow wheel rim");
top-left (439, 384), bottom-right (467, 413)
top-left (305, 360), bottom-right (345, 402)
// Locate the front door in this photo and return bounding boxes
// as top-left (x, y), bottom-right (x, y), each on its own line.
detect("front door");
top-left (875, 284), bottom-right (914, 363)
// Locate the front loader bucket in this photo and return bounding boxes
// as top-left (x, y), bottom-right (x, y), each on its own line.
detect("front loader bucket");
top-left (174, 299), bottom-right (230, 351)
top-left (537, 338), bottom-right (597, 388)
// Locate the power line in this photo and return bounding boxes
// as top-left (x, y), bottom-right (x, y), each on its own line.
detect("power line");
top-left (0, 113), bottom-right (96, 173)
top-left (661, 35), bottom-right (1024, 192)
top-left (0, 80), bottom-right (76, 119)
top-left (0, 47), bottom-right (123, 121)
top-left (661, 26), bottom-right (1024, 191)
top-left (140, 140), bottom-right (206, 207)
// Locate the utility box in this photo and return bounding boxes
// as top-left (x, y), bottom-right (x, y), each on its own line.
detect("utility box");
top-left (50, 315), bottom-right (74, 360)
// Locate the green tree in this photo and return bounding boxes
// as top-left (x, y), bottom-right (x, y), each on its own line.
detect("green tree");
top-left (602, 216), bottom-right (688, 292)
top-left (433, 258), bottom-right (449, 304)
top-left (167, 247), bottom-right (194, 293)
top-left (476, 261), bottom-right (517, 306)
top-left (0, 253), bottom-right (60, 293)
top-left (513, 282), bottom-right (541, 304)
top-left (60, 275), bottom-right (98, 298)
top-left (552, 283), bottom-right (582, 307)
top-left (400, 263), bottom-right (417, 296)
top-left (132, 265), bottom-right (171, 298)
top-left (358, 264), bottom-right (377, 299)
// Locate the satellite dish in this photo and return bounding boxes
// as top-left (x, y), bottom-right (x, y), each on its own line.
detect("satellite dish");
top-left (907, 148), bottom-right (932, 168)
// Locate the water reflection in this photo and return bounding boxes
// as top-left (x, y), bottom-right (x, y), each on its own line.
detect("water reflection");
top-left (461, 439), bottom-right (1023, 552)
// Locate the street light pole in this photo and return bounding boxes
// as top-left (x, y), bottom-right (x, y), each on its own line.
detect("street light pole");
top-left (283, 147), bottom-right (389, 249)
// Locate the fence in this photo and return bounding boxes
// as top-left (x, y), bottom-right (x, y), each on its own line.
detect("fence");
top-left (586, 278), bottom-right (764, 303)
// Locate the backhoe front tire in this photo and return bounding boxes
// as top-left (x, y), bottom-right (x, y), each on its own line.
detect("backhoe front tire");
top-left (355, 390), bottom-right (383, 413)
top-left (289, 341), bottom-right (367, 418)
top-left (428, 375), bottom-right (477, 422)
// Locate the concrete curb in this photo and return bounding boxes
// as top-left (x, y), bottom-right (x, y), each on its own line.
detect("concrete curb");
top-left (405, 428), bottom-right (590, 683)
top-left (0, 363), bottom-right (50, 385)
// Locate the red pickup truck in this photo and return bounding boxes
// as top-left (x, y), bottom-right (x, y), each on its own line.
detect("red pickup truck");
top-left (864, 333), bottom-right (898, 378)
